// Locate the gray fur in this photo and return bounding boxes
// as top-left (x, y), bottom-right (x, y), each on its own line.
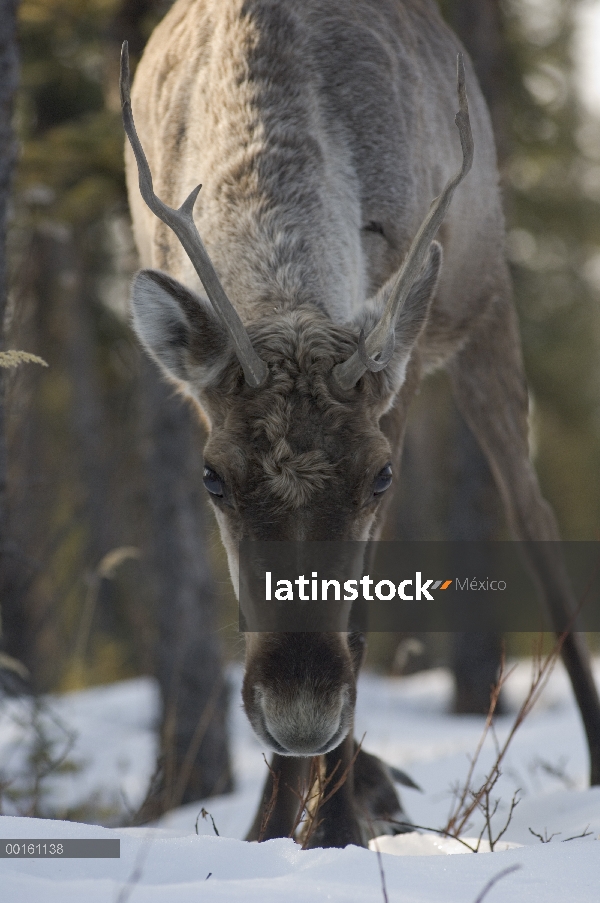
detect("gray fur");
top-left (127, 0), bottom-right (504, 340)
top-left (126, 0), bottom-right (501, 812)
top-left (132, 269), bottom-right (230, 390)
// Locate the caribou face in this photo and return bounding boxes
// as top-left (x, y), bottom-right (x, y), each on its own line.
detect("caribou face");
top-left (130, 281), bottom-right (426, 754)
top-left (122, 46), bottom-right (471, 757)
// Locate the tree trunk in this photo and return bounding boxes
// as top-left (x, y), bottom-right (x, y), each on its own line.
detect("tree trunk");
top-left (105, 0), bottom-right (233, 817)
top-left (448, 411), bottom-right (504, 714)
top-left (442, 0), bottom-right (507, 713)
top-left (0, 0), bottom-right (25, 674)
top-left (137, 362), bottom-right (233, 817)
top-left (57, 227), bottom-right (122, 642)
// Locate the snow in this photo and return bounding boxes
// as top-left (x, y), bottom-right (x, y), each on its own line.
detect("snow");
top-left (0, 814), bottom-right (598, 902)
top-left (1, 659), bottom-right (599, 901)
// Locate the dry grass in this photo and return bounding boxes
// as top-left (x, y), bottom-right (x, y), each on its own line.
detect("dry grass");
top-left (0, 350), bottom-right (47, 368)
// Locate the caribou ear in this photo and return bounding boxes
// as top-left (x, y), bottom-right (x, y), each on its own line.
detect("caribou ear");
top-left (131, 269), bottom-right (229, 386)
top-left (383, 241), bottom-right (442, 390)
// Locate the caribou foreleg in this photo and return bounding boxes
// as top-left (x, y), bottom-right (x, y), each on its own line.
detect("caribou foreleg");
top-left (245, 754), bottom-right (310, 841)
top-left (448, 291), bottom-right (600, 784)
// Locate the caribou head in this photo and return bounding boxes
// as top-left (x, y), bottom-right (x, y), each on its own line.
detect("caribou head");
top-left (121, 44), bottom-right (473, 756)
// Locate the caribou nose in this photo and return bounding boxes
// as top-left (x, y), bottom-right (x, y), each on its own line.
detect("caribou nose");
top-left (256, 684), bottom-right (352, 756)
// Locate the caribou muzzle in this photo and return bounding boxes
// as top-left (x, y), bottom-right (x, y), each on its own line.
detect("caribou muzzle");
top-left (242, 633), bottom-right (356, 756)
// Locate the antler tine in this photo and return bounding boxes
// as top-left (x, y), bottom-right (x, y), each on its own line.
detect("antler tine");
top-left (334, 54), bottom-right (474, 391)
top-left (120, 42), bottom-right (268, 389)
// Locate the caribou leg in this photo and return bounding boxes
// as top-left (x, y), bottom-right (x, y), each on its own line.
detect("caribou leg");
top-left (246, 743), bottom-right (413, 847)
top-left (448, 293), bottom-right (600, 785)
top-left (304, 732), bottom-right (364, 848)
top-left (303, 738), bottom-right (416, 848)
top-left (245, 739), bottom-right (364, 848)
top-left (245, 754), bottom-right (310, 841)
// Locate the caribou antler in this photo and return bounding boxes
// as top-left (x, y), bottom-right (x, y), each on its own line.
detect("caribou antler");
top-left (333, 54), bottom-right (474, 391)
top-left (120, 42), bottom-right (268, 388)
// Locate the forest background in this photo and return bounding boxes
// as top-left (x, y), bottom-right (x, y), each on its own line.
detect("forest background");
top-left (1, 0), bottom-right (599, 816)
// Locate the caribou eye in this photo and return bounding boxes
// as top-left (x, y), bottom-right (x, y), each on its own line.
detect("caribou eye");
top-left (373, 463), bottom-right (393, 496)
top-left (203, 466), bottom-right (224, 498)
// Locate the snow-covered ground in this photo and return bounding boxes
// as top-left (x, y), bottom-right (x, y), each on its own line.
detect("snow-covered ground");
top-left (1, 659), bottom-right (599, 901)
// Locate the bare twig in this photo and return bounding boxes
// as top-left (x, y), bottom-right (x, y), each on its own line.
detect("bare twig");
top-left (475, 785), bottom-right (500, 853)
top-left (446, 631), bottom-right (567, 841)
top-left (489, 790), bottom-right (520, 851)
top-left (288, 756), bottom-right (321, 840)
top-left (195, 807), bottom-right (219, 837)
top-left (371, 834), bottom-right (389, 903)
top-left (472, 864), bottom-right (522, 903)
top-left (128, 755), bottom-right (164, 826)
top-left (258, 754), bottom-right (281, 843)
top-left (563, 826), bottom-right (593, 841)
top-left (133, 675), bottom-right (225, 823)
top-left (469, 774), bottom-right (520, 853)
top-left (528, 826), bottom-right (560, 843)
top-left (383, 819), bottom-right (480, 853)
top-left (529, 755), bottom-right (576, 791)
top-left (300, 735), bottom-right (365, 849)
top-left (71, 547), bottom-right (140, 675)
top-left (297, 757), bottom-right (328, 847)
top-left (114, 830), bottom-right (154, 903)
top-left (445, 647), bottom-right (513, 836)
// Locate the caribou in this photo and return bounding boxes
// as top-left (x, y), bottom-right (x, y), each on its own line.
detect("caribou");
top-left (122, 0), bottom-right (600, 848)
